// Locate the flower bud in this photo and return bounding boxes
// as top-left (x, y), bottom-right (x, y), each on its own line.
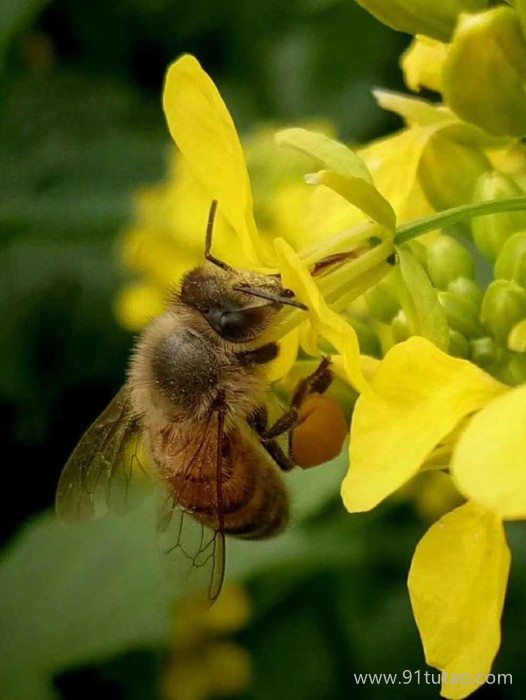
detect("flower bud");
top-left (391, 310), bottom-right (411, 343)
top-left (355, 0), bottom-right (489, 43)
top-left (480, 279), bottom-right (526, 344)
top-left (419, 132), bottom-right (490, 211)
top-left (447, 277), bottom-right (483, 307)
top-left (443, 7), bottom-right (526, 137)
top-left (426, 236), bottom-right (475, 289)
top-left (505, 352), bottom-right (526, 385)
top-left (494, 232), bottom-right (526, 288)
top-left (438, 290), bottom-right (483, 338)
top-left (472, 172), bottom-right (526, 261)
top-left (401, 36), bottom-right (449, 93)
top-left (470, 336), bottom-right (496, 368)
top-left (449, 329), bottom-right (470, 358)
top-left (364, 275), bottom-right (400, 323)
top-left (508, 319), bottom-right (526, 352)
top-left (349, 317), bottom-right (382, 357)
top-left (291, 394), bottom-right (348, 469)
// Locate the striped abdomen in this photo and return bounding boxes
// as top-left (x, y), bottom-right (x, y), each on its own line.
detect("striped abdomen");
top-left (166, 428), bottom-right (290, 540)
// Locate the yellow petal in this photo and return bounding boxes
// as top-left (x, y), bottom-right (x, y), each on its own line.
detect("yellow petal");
top-left (358, 127), bottom-right (434, 224)
top-left (342, 337), bottom-right (505, 512)
top-left (443, 8), bottom-right (526, 138)
top-left (452, 384), bottom-right (526, 519)
top-left (508, 318), bottom-right (526, 352)
top-left (276, 128), bottom-right (396, 231)
top-left (162, 55), bottom-right (265, 264)
top-left (114, 283), bottom-right (166, 331)
top-left (401, 35), bottom-right (449, 94)
top-left (373, 89), bottom-right (452, 128)
top-left (408, 502), bottom-right (510, 700)
top-left (307, 169), bottom-right (396, 232)
top-left (274, 238), bottom-right (368, 393)
top-left (355, 0), bottom-right (489, 43)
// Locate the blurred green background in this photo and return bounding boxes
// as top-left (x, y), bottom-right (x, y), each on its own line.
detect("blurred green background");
top-left (1, 1), bottom-right (525, 699)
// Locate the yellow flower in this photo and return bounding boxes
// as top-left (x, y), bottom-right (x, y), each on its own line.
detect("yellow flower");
top-left (119, 54), bottom-right (397, 391)
top-left (165, 585), bottom-right (251, 700)
top-left (401, 35), bottom-right (449, 93)
top-left (341, 335), bottom-right (526, 697)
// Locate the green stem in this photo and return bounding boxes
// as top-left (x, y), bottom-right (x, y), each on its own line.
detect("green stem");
top-left (394, 197), bottom-right (526, 245)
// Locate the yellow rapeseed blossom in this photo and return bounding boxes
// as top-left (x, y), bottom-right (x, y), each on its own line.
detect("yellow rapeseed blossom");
top-left (341, 336), bottom-right (526, 699)
top-left (116, 31), bottom-right (526, 699)
top-left (164, 585), bottom-right (251, 700)
top-left (120, 54), bottom-right (397, 390)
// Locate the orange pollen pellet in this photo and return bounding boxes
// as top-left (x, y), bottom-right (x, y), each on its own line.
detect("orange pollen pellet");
top-left (291, 394), bottom-right (348, 469)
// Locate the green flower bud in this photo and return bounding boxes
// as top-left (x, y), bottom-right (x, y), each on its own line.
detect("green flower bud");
top-left (480, 279), bottom-right (526, 344)
top-left (470, 336), bottom-right (497, 368)
top-left (494, 232), bottom-right (526, 288)
top-left (472, 172), bottom-right (526, 261)
top-left (443, 7), bottom-right (526, 137)
top-left (493, 350), bottom-right (526, 385)
top-left (348, 317), bottom-right (382, 357)
top-left (426, 236), bottom-right (475, 289)
top-left (508, 319), bottom-right (526, 352)
top-left (419, 132), bottom-right (490, 211)
top-left (391, 310), bottom-right (411, 343)
top-left (447, 277), bottom-right (483, 308)
top-left (364, 274), bottom-right (400, 323)
top-left (438, 290), bottom-right (483, 338)
top-left (355, 0), bottom-right (489, 43)
top-left (506, 352), bottom-right (526, 385)
top-left (449, 329), bottom-right (470, 358)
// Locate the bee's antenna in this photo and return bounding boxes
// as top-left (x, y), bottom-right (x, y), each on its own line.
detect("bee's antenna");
top-left (233, 284), bottom-right (307, 310)
top-left (205, 200), bottom-right (232, 272)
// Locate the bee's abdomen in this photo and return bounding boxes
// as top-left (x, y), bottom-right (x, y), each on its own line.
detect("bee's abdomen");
top-left (175, 431), bottom-right (290, 540)
top-left (222, 457), bottom-right (290, 540)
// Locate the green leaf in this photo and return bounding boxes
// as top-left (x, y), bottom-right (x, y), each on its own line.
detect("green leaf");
top-left (276, 128), bottom-right (396, 230)
top-left (0, 445), bottom-right (349, 694)
top-left (396, 245), bottom-right (450, 351)
top-left (0, 501), bottom-right (171, 697)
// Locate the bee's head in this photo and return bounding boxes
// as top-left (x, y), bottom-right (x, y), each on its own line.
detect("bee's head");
top-left (180, 265), bottom-right (305, 343)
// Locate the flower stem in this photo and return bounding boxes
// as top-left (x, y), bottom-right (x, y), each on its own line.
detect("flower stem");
top-left (394, 197), bottom-right (526, 245)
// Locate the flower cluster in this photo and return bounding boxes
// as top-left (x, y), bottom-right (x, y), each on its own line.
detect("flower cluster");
top-left (118, 3), bottom-right (526, 695)
top-left (164, 585), bottom-right (251, 700)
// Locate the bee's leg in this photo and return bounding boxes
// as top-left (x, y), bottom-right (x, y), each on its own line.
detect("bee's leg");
top-left (251, 357), bottom-right (334, 441)
top-left (248, 357), bottom-right (334, 471)
top-left (248, 404), bottom-right (269, 435)
top-left (290, 356), bottom-right (333, 409)
top-left (248, 407), bottom-right (295, 471)
top-left (235, 343), bottom-right (279, 367)
top-left (264, 439), bottom-right (295, 472)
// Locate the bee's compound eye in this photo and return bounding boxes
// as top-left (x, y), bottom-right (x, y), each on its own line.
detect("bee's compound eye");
top-left (203, 304), bottom-right (264, 341)
top-left (219, 310), bottom-right (245, 337)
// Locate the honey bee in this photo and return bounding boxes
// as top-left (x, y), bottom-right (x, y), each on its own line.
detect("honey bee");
top-left (56, 201), bottom-right (342, 601)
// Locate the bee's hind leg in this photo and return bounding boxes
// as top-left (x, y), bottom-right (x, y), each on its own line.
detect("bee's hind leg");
top-left (248, 357), bottom-right (334, 472)
top-left (290, 356), bottom-right (333, 409)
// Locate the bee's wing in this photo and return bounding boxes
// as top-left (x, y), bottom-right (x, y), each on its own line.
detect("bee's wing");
top-left (56, 386), bottom-right (152, 523)
top-left (157, 404), bottom-right (227, 603)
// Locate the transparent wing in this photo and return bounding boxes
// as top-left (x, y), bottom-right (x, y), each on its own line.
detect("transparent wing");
top-left (157, 404), bottom-right (227, 603)
top-left (56, 386), bottom-right (152, 523)
top-left (157, 498), bottom-right (226, 603)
